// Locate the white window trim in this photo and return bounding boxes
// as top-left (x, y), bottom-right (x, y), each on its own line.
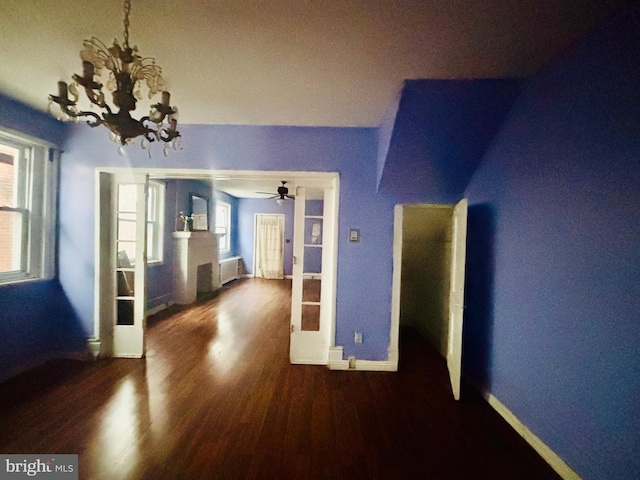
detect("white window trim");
top-left (0, 128), bottom-right (58, 285)
top-left (146, 180), bottom-right (165, 265)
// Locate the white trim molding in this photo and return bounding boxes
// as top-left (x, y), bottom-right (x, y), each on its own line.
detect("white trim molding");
top-left (327, 346), bottom-right (398, 372)
top-left (87, 339), bottom-right (102, 360)
top-left (481, 390), bottom-right (581, 480)
top-left (328, 346), bottom-right (349, 370)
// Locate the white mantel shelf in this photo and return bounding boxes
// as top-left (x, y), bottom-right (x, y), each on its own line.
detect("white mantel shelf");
top-left (172, 231), bottom-right (220, 305)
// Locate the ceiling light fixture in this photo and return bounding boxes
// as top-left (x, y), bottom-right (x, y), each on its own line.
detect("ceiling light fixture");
top-left (48, 0), bottom-right (182, 156)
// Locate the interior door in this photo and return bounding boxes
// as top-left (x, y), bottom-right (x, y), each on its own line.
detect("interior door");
top-left (112, 173), bottom-right (149, 358)
top-left (290, 186), bottom-right (331, 364)
top-left (447, 198), bottom-right (468, 400)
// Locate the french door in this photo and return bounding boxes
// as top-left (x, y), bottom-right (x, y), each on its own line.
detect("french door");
top-left (110, 173), bottom-right (149, 358)
top-left (289, 183), bottom-right (337, 364)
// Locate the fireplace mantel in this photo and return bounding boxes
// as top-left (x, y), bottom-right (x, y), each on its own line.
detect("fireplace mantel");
top-left (172, 231), bottom-right (220, 305)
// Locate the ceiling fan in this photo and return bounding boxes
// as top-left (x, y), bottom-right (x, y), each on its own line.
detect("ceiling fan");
top-left (256, 181), bottom-right (295, 203)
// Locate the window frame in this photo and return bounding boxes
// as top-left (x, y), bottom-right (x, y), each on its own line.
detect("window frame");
top-left (215, 201), bottom-right (231, 253)
top-left (0, 128), bottom-right (57, 285)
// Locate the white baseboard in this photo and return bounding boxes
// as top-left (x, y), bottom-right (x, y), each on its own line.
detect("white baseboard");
top-left (327, 346), bottom-right (398, 371)
top-left (328, 359), bottom-right (350, 370)
top-left (481, 390), bottom-right (581, 480)
top-left (87, 338), bottom-right (101, 360)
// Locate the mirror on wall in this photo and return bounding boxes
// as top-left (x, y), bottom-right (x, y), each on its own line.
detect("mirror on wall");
top-left (189, 193), bottom-right (209, 231)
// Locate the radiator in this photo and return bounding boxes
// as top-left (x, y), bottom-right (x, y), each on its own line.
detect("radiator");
top-left (219, 256), bottom-right (241, 285)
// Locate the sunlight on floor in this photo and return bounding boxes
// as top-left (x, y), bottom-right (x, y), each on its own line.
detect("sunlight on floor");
top-left (207, 311), bottom-right (241, 377)
top-left (97, 377), bottom-right (141, 477)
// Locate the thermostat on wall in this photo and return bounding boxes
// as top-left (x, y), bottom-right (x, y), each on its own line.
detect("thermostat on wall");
top-left (349, 229), bottom-right (360, 243)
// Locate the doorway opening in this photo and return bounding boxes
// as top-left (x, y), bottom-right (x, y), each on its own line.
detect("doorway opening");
top-left (95, 168), bottom-right (339, 366)
top-left (390, 200), bottom-right (468, 399)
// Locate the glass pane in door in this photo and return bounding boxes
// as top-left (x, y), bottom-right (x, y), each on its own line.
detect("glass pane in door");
top-left (301, 304), bottom-right (320, 331)
top-left (117, 299), bottom-right (134, 325)
top-left (116, 184), bottom-right (138, 326)
top-left (117, 184), bottom-right (137, 212)
top-left (302, 277), bottom-right (321, 302)
top-left (305, 197), bottom-right (324, 216)
top-left (303, 246), bottom-right (322, 274)
top-left (304, 218), bottom-right (323, 245)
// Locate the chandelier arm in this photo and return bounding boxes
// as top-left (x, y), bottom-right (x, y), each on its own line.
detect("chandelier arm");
top-left (81, 111), bottom-right (103, 127)
top-left (101, 101), bottom-right (113, 116)
top-left (57, 101), bottom-right (102, 126)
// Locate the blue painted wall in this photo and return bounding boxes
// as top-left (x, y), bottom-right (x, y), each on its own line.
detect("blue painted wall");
top-left (378, 79), bottom-right (521, 196)
top-left (56, 123), bottom-right (452, 362)
top-left (0, 94), bottom-right (85, 379)
top-left (237, 198), bottom-right (295, 276)
top-left (464, 5), bottom-right (640, 479)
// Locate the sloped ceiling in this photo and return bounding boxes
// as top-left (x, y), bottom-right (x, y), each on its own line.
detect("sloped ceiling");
top-left (377, 79), bottom-right (521, 197)
top-left (0, 0), bottom-right (632, 127)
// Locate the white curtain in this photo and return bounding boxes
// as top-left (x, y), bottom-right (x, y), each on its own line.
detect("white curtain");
top-left (255, 215), bottom-right (284, 279)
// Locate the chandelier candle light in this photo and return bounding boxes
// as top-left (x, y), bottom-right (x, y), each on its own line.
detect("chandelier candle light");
top-left (48, 0), bottom-right (182, 156)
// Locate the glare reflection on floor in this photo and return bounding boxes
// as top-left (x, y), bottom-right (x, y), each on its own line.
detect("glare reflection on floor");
top-left (98, 377), bottom-right (140, 476)
top-left (206, 311), bottom-right (241, 376)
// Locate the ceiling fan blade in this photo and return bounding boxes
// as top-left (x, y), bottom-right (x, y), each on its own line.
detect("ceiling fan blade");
top-left (285, 194), bottom-right (296, 199)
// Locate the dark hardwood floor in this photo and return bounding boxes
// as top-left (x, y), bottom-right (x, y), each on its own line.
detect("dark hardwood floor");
top-left (0, 278), bottom-right (561, 480)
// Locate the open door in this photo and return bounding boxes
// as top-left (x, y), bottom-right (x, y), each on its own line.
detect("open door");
top-left (290, 185), bottom-right (336, 364)
top-left (447, 198), bottom-right (468, 400)
top-left (112, 173), bottom-right (149, 358)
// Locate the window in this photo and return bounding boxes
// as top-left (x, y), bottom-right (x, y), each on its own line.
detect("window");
top-left (0, 130), bottom-right (57, 284)
top-left (215, 201), bottom-right (231, 252)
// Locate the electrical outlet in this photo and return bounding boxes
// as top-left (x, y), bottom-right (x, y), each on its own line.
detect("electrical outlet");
top-left (354, 332), bottom-right (363, 344)
top-left (348, 356), bottom-right (356, 369)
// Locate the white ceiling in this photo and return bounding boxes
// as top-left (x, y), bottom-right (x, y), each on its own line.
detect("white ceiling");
top-left (0, 0), bottom-right (630, 127)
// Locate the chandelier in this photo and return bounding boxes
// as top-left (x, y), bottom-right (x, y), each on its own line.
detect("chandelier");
top-left (48, 0), bottom-right (182, 155)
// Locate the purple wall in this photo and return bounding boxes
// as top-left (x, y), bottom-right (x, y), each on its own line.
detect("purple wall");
top-left (237, 198), bottom-right (295, 276)
top-left (378, 79), bottom-right (521, 196)
top-left (0, 94), bottom-right (85, 378)
top-left (57, 125), bottom-right (393, 361)
top-left (464, 5), bottom-right (640, 479)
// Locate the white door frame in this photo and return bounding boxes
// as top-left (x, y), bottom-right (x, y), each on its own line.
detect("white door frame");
top-left (390, 201), bottom-right (468, 399)
top-left (289, 178), bottom-right (339, 365)
top-left (94, 168), bottom-right (339, 362)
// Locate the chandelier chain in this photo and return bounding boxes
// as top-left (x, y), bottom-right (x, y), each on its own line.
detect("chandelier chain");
top-left (123, 0), bottom-right (131, 48)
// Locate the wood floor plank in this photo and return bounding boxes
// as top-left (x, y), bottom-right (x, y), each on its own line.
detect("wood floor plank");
top-left (0, 278), bottom-right (561, 479)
